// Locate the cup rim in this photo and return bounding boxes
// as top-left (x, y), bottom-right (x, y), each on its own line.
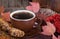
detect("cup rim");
top-left (10, 10), bottom-right (36, 21)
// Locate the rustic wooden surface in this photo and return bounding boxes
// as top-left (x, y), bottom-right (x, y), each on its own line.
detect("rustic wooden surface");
top-left (0, 0), bottom-right (60, 13)
top-left (0, 0), bottom-right (29, 9)
top-left (0, 0), bottom-right (30, 12)
top-left (32, 0), bottom-right (60, 13)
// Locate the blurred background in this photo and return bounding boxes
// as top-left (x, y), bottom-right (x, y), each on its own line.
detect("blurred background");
top-left (0, 0), bottom-right (60, 13)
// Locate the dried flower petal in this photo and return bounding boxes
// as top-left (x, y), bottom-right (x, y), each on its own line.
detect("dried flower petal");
top-left (26, 2), bottom-right (40, 13)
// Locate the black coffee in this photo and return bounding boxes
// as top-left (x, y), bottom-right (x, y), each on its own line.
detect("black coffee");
top-left (12, 12), bottom-right (33, 19)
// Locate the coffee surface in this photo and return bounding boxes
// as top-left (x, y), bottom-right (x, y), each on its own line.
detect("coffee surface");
top-left (12, 12), bottom-right (33, 19)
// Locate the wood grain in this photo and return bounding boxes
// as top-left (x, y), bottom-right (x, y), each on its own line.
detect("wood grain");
top-left (32, 0), bottom-right (60, 13)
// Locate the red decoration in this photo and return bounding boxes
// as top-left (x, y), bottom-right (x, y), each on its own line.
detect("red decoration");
top-left (46, 14), bottom-right (60, 33)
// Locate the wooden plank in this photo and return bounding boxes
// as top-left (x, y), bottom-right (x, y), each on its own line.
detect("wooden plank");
top-left (0, 0), bottom-right (29, 8)
top-left (8, 0), bottom-right (15, 7)
top-left (0, 0), bottom-right (2, 6)
top-left (21, 0), bottom-right (29, 7)
top-left (1, 0), bottom-right (8, 8)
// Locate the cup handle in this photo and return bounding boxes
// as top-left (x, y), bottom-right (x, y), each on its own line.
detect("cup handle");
top-left (35, 17), bottom-right (47, 32)
top-left (36, 18), bottom-right (42, 32)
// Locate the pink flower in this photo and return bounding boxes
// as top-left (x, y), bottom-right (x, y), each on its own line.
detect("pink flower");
top-left (26, 2), bottom-right (40, 13)
top-left (42, 22), bottom-right (56, 35)
top-left (1, 12), bottom-right (10, 22)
